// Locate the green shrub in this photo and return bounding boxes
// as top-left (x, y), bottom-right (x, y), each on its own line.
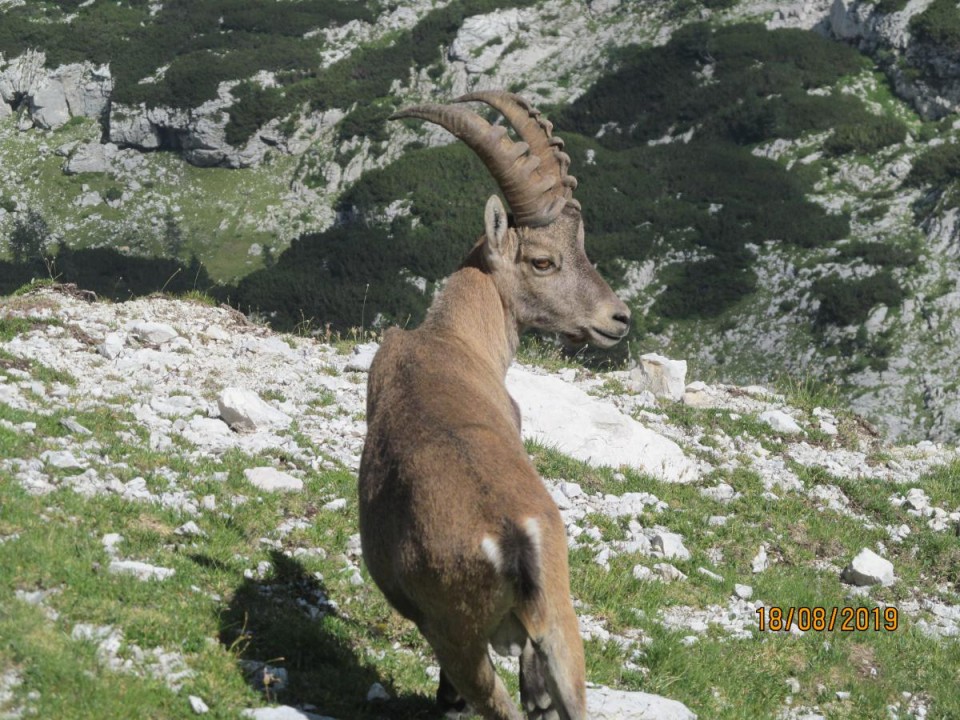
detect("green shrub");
top-left (874, 0), bottom-right (909, 12)
top-left (824, 116), bottom-right (907, 156)
top-left (555, 23), bottom-right (869, 148)
top-left (910, 0), bottom-right (960, 51)
top-left (656, 259), bottom-right (757, 319)
top-left (907, 142), bottom-right (960, 187)
top-left (811, 271), bottom-right (904, 327)
top-left (833, 240), bottom-right (918, 267)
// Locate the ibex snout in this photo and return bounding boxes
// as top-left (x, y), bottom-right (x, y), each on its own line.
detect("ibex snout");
top-left (589, 295), bottom-right (631, 348)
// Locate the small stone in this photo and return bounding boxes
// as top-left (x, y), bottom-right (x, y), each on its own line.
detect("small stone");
top-left (367, 682), bottom-right (391, 702)
top-left (345, 343), bottom-right (379, 372)
top-left (629, 353), bottom-right (687, 401)
top-left (560, 481), bottom-right (583, 499)
top-left (632, 564), bottom-right (653, 581)
top-left (708, 515), bottom-right (728, 526)
top-left (697, 567), bottom-right (723, 582)
top-left (841, 548), bottom-right (895, 587)
top-left (244, 467), bottom-right (303, 493)
top-left (586, 685), bottom-right (697, 720)
top-left (175, 521), bottom-right (206, 538)
top-left (734, 584), bottom-right (753, 600)
top-left (127, 321), bottom-right (178, 346)
top-left (322, 498), bottom-right (347, 511)
top-left (653, 563), bottom-right (687, 581)
top-left (102, 533), bottom-right (124, 556)
top-left (786, 678), bottom-right (800, 694)
top-left (99, 331), bottom-right (125, 359)
top-left (759, 410), bottom-right (802, 434)
top-left (59, 417), bottom-right (92, 435)
top-left (40, 450), bottom-right (86, 469)
top-left (218, 387), bottom-right (292, 432)
top-left (651, 531), bottom-right (690, 561)
top-left (836, 691), bottom-right (851, 701)
top-left (189, 696), bottom-right (210, 714)
top-left (108, 560), bottom-right (175, 581)
top-left (752, 545), bottom-right (769, 574)
top-left (700, 482), bottom-right (736, 503)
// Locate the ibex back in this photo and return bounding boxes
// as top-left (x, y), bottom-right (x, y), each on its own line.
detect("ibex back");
top-left (358, 91), bottom-right (630, 720)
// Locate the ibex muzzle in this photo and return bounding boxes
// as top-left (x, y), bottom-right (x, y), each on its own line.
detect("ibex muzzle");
top-left (358, 91), bottom-right (630, 720)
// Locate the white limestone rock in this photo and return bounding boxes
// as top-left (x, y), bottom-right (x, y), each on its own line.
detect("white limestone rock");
top-left (127, 321), bottom-right (179, 346)
top-left (841, 548), bottom-right (895, 587)
top-left (630, 353), bottom-right (688, 401)
top-left (345, 342), bottom-right (379, 372)
top-left (759, 410), bottom-right (803, 435)
top-left (218, 387), bottom-right (292, 432)
top-left (506, 367), bottom-right (697, 483)
top-left (98, 331), bottom-right (125, 359)
top-left (243, 467), bottom-right (303, 493)
top-left (241, 708), bottom-right (334, 720)
top-left (587, 685), bottom-right (697, 719)
top-left (64, 142), bottom-right (118, 175)
top-left (752, 545), bottom-right (769, 574)
top-left (108, 559), bottom-right (175, 581)
top-left (651, 531), bottom-right (691, 561)
top-left (189, 696), bottom-right (210, 714)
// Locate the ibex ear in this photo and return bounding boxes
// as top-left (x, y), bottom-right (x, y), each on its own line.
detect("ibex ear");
top-left (483, 195), bottom-right (509, 268)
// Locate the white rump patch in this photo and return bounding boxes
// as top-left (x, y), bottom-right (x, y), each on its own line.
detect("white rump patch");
top-left (523, 517), bottom-right (541, 557)
top-left (481, 535), bottom-right (502, 571)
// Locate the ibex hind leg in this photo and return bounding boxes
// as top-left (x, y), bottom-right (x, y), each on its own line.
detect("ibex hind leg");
top-left (424, 632), bottom-right (523, 720)
top-left (519, 603), bottom-right (586, 720)
top-left (438, 669), bottom-right (474, 719)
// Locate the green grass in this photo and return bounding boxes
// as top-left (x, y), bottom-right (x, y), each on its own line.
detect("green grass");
top-left (3, 374), bottom-right (960, 719)
top-left (522, 446), bottom-right (960, 719)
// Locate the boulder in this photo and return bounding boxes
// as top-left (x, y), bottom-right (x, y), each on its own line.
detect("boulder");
top-left (64, 142), bottom-right (118, 175)
top-left (505, 367), bottom-right (697, 483)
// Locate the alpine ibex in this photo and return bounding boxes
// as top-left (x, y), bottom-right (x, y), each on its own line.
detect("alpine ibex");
top-left (358, 91), bottom-right (630, 720)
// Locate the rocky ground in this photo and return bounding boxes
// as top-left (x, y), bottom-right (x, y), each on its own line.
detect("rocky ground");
top-left (2, 285), bottom-right (959, 718)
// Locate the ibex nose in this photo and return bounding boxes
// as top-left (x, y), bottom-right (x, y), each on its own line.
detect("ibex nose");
top-left (612, 302), bottom-right (631, 335)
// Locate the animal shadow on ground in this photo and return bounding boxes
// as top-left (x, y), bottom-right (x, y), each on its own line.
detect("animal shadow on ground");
top-left (217, 550), bottom-right (440, 719)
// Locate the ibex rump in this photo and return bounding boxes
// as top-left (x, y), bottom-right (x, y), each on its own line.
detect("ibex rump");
top-left (358, 91), bottom-right (630, 720)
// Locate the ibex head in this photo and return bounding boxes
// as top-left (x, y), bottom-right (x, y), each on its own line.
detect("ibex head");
top-left (392, 91), bottom-right (631, 349)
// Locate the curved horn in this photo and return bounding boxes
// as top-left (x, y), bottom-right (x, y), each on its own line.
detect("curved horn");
top-left (391, 93), bottom-right (575, 227)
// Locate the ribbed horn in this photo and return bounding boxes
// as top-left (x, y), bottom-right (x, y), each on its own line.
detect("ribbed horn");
top-left (391, 93), bottom-right (575, 227)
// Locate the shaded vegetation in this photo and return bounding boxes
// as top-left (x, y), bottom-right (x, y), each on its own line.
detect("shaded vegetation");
top-left (907, 142), bottom-right (960, 188)
top-left (824, 116), bottom-right (906, 157)
top-left (0, 248), bottom-right (213, 301)
top-left (811, 271), bottom-right (905, 328)
top-left (0, 0), bottom-right (373, 115)
top-left (910, 0), bottom-right (960, 52)
top-left (554, 23), bottom-right (870, 148)
top-left (225, 0), bottom-right (541, 144)
top-left (230, 23), bottom-right (864, 332)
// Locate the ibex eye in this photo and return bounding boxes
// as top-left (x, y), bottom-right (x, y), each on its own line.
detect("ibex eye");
top-left (531, 258), bottom-right (553, 271)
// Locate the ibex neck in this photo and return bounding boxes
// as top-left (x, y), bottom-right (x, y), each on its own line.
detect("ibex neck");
top-left (421, 266), bottom-right (518, 377)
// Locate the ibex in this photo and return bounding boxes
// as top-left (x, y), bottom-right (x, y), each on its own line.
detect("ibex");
top-left (358, 91), bottom-right (630, 720)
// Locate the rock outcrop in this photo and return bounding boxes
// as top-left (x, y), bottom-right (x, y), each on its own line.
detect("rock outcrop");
top-left (0, 50), bottom-right (111, 130)
top-left (827, 0), bottom-right (960, 119)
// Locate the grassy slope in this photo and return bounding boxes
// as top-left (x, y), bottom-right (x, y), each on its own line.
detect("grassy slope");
top-left (2, 304), bottom-right (960, 718)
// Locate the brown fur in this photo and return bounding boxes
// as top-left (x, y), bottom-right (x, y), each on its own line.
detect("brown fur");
top-left (359, 194), bottom-right (629, 719)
